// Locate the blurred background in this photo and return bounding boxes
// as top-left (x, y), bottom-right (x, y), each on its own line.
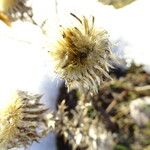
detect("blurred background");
top-left (0, 0), bottom-right (150, 150)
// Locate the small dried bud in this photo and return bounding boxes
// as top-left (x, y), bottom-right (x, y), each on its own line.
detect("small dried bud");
top-left (98, 0), bottom-right (136, 9)
top-left (0, 0), bottom-right (32, 26)
top-left (0, 90), bottom-right (48, 149)
top-left (50, 13), bottom-right (114, 94)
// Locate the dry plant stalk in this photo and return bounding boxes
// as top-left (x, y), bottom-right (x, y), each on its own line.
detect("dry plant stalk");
top-left (53, 99), bottom-right (114, 150)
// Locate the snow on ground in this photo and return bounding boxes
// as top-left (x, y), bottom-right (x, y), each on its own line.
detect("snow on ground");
top-left (0, 20), bottom-right (60, 150)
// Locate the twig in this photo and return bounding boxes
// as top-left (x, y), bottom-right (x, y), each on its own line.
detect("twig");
top-left (134, 85), bottom-right (150, 92)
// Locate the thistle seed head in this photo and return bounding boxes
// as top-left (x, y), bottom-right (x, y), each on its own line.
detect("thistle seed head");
top-left (0, 90), bottom-right (48, 149)
top-left (50, 13), bottom-right (114, 94)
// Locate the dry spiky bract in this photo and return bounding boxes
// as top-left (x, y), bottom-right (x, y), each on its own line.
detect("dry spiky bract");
top-left (0, 90), bottom-right (49, 149)
top-left (51, 13), bottom-right (114, 94)
top-left (0, 0), bottom-right (32, 26)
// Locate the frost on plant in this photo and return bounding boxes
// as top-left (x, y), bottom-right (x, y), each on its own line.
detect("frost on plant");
top-left (0, 90), bottom-right (49, 149)
top-left (50, 13), bottom-right (115, 94)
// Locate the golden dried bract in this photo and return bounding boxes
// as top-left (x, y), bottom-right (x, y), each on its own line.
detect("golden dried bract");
top-left (0, 90), bottom-right (49, 149)
top-left (50, 13), bottom-right (115, 94)
top-left (0, 0), bottom-right (32, 26)
top-left (0, 11), bottom-right (11, 26)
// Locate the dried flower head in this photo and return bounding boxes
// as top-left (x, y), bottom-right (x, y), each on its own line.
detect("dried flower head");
top-left (0, 90), bottom-right (48, 149)
top-left (50, 13), bottom-right (114, 94)
top-left (0, 0), bottom-right (32, 26)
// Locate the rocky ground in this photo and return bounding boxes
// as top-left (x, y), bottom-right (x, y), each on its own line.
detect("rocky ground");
top-left (56, 63), bottom-right (150, 150)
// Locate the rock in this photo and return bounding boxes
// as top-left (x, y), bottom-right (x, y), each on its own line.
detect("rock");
top-left (130, 97), bottom-right (150, 127)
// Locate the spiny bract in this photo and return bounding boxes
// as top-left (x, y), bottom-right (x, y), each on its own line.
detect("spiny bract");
top-left (0, 90), bottom-right (48, 149)
top-left (50, 13), bottom-right (114, 94)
